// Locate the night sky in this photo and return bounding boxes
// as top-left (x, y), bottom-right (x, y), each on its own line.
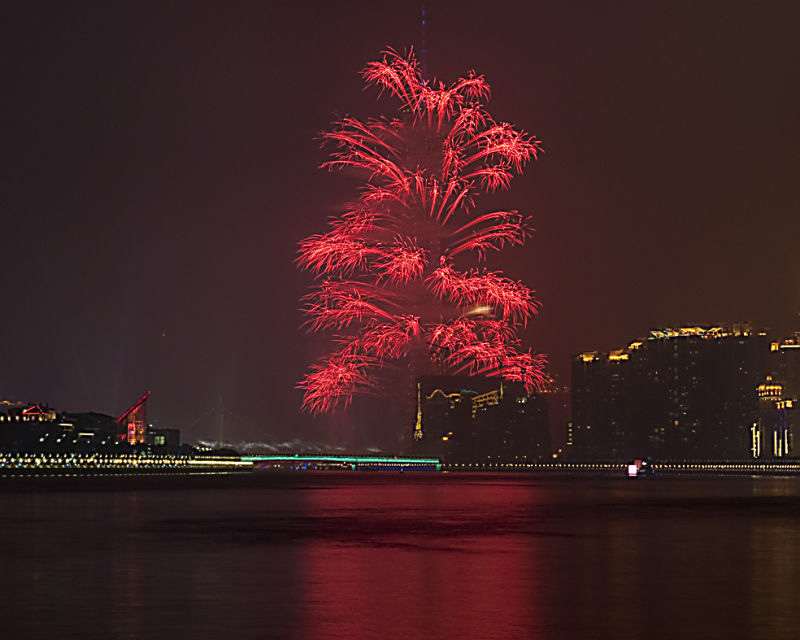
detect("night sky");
top-left (2, 1), bottom-right (798, 448)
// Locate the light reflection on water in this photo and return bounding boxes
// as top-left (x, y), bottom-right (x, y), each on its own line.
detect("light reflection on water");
top-left (2, 473), bottom-right (800, 639)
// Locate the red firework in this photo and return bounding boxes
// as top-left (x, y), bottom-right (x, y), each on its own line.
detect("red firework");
top-left (298, 49), bottom-right (547, 413)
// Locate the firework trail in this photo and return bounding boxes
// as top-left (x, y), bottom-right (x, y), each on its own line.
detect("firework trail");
top-left (298, 49), bottom-right (547, 413)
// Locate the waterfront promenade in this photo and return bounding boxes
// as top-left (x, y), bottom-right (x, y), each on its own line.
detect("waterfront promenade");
top-left (0, 451), bottom-right (252, 475)
top-left (5, 450), bottom-right (800, 477)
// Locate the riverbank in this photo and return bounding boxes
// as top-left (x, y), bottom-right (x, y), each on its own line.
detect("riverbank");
top-left (0, 451), bottom-right (252, 476)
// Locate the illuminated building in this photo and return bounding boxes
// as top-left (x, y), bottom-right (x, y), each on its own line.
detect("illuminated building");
top-left (58, 412), bottom-right (119, 444)
top-left (413, 376), bottom-right (550, 461)
top-left (755, 376), bottom-right (795, 458)
top-left (147, 428), bottom-right (180, 448)
top-left (8, 404), bottom-right (58, 422)
top-left (750, 332), bottom-right (800, 458)
top-left (0, 403), bottom-right (57, 451)
top-left (116, 391), bottom-right (151, 445)
top-left (770, 333), bottom-right (800, 399)
top-left (473, 385), bottom-right (550, 461)
top-left (774, 399), bottom-right (795, 456)
top-left (570, 324), bottom-right (769, 459)
top-left (570, 348), bottom-right (631, 457)
top-left (539, 380), bottom-right (570, 451)
top-left (413, 376), bottom-right (494, 460)
top-left (0, 394), bottom-right (182, 453)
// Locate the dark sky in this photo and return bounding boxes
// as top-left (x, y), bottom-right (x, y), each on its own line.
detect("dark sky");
top-left (2, 1), bottom-right (798, 447)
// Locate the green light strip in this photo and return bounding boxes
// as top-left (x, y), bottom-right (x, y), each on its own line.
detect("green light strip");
top-left (242, 455), bottom-right (440, 465)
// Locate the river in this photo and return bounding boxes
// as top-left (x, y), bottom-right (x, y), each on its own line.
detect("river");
top-left (1, 472), bottom-right (799, 639)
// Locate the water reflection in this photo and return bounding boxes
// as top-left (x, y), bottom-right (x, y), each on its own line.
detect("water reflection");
top-left (1, 474), bottom-right (800, 639)
top-left (750, 512), bottom-right (800, 639)
top-left (295, 480), bottom-right (544, 639)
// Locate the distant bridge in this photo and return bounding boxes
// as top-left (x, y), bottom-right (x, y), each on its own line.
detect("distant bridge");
top-left (242, 454), bottom-right (441, 471)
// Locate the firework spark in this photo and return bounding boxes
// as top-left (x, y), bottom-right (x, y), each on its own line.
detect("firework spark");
top-left (298, 49), bottom-right (546, 413)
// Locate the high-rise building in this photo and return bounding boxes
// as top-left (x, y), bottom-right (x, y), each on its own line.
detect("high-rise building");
top-left (756, 376), bottom-right (796, 458)
top-left (570, 324), bottom-right (769, 459)
top-left (413, 376), bottom-right (550, 461)
top-left (473, 387), bottom-right (550, 461)
top-left (769, 333), bottom-right (800, 399)
top-left (570, 349), bottom-right (632, 457)
top-left (539, 380), bottom-right (570, 452)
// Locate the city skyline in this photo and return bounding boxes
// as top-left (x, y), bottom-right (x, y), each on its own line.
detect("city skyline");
top-left (2, 1), bottom-right (799, 447)
top-left (5, 320), bottom-right (799, 457)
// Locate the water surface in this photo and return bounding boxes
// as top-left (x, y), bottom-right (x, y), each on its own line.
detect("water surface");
top-left (2, 472), bottom-right (799, 639)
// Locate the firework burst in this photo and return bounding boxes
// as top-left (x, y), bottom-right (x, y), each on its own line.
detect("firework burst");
top-left (298, 49), bottom-right (547, 413)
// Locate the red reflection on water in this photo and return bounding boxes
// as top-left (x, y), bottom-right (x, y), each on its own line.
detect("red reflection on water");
top-left (293, 478), bottom-right (544, 639)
